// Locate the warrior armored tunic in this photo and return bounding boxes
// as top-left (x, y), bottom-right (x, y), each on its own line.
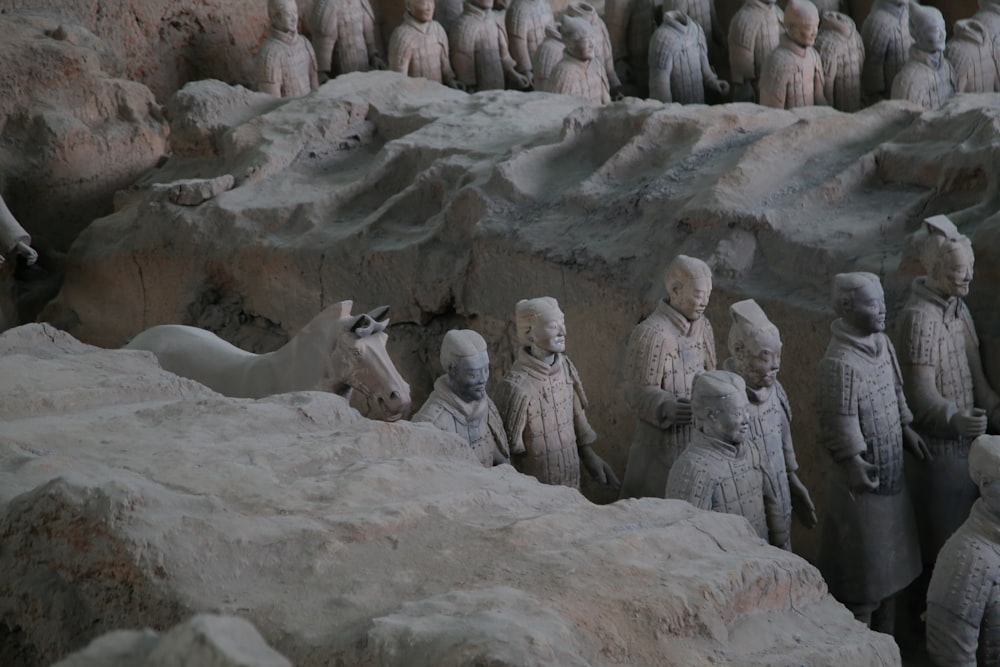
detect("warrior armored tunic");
top-left (648, 11), bottom-right (715, 104)
top-left (898, 278), bottom-right (999, 559)
top-left (661, 0), bottom-right (714, 46)
top-left (413, 376), bottom-right (510, 467)
top-left (389, 13), bottom-right (455, 83)
top-left (565, 2), bottom-right (621, 92)
top-left (312, 0), bottom-right (383, 76)
top-left (619, 299), bottom-right (716, 499)
top-left (860, 1), bottom-right (912, 102)
top-left (494, 349), bottom-right (596, 488)
top-left (815, 11), bottom-right (865, 112)
top-left (505, 0), bottom-right (553, 76)
top-left (927, 500), bottom-right (1000, 667)
top-left (890, 48), bottom-right (955, 110)
top-left (816, 320), bottom-right (922, 607)
top-left (546, 52), bottom-right (611, 103)
top-left (451, 2), bottom-right (518, 91)
top-left (947, 19), bottom-right (1000, 93)
top-left (257, 29), bottom-right (318, 97)
top-left (531, 23), bottom-right (565, 91)
top-left (759, 33), bottom-right (825, 109)
top-left (665, 430), bottom-right (770, 540)
top-left (728, 0), bottom-right (783, 90)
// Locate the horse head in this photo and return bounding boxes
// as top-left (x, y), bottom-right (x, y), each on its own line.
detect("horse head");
top-left (335, 305), bottom-right (412, 421)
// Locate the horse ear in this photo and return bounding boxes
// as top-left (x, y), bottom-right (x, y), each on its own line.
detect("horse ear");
top-left (349, 314), bottom-right (372, 333)
top-left (368, 305), bottom-right (390, 323)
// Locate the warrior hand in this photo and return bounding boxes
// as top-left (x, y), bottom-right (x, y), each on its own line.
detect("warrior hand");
top-left (15, 241), bottom-right (37, 265)
top-left (447, 79), bottom-right (468, 92)
top-left (610, 86), bottom-right (625, 102)
top-left (903, 425), bottom-right (932, 461)
top-left (713, 79), bottom-right (730, 99)
top-left (510, 70), bottom-right (531, 90)
top-left (842, 455), bottom-right (879, 493)
top-left (658, 397), bottom-right (692, 428)
top-left (580, 446), bottom-right (621, 491)
top-left (951, 409), bottom-right (987, 438)
top-left (788, 472), bottom-right (817, 528)
top-left (370, 54), bottom-right (388, 70)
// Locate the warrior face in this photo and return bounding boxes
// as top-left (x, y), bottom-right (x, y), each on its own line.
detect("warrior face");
top-left (407, 0), bottom-right (436, 22)
top-left (703, 392), bottom-right (751, 445)
top-left (930, 245), bottom-right (974, 298)
top-left (269, 0), bottom-right (299, 33)
top-left (735, 336), bottom-right (782, 390)
top-left (670, 275), bottom-right (712, 322)
top-left (528, 310), bottom-right (567, 355)
top-left (447, 351), bottom-right (490, 402)
top-left (786, 6), bottom-right (819, 47)
top-left (844, 281), bottom-right (886, 334)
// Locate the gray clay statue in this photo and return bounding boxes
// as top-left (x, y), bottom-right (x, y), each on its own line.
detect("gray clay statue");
top-left (759, 0), bottom-right (828, 109)
top-left (545, 16), bottom-right (611, 104)
top-left (0, 194), bottom-right (37, 270)
top-left (926, 435), bottom-right (1000, 667)
top-left (388, 0), bottom-right (462, 88)
top-left (413, 329), bottom-right (510, 467)
top-left (125, 301), bottom-right (412, 421)
top-left (664, 370), bottom-right (776, 542)
top-left (605, 0), bottom-right (656, 97)
top-left (619, 256), bottom-right (716, 499)
top-left (660, 0), bottom-right (715, 49)
top-left (648, 9), bottom-right (729, 104)
top-left (897, 216), bottom-right (1000, 565)
top-left (728, 0), bottom-right (784, 103)
top-left (434, 0), bottom-right (464, 33)
top-left (531, 22), bottom-right (565, 92)
top-left (494, 297), bottom-right (620, 490)
top-left (814, 10), bottom-right (865, 112)
top-left (504, 0), bottom-right (554, 86)
top-left (311, 0), bottom-right (386, 79)
top-left (450, 0), bottom-right (530, 91)
top-left (816, 272), bottom-right (928, 633)
top-left (890, 3), bottom-right (954, 110)
top-left (974, 0), bottom-right (1000, 61)
top-left (257, 0), bottom-right (320, 97)
top-left (724, 299), bottom-right (816, 550)
top-left (947, 19), bottom-right (1000, 94)
top-left (565, 2), bottom-right (622, 98)
top-left (860, 0), bottom-right (912, 104)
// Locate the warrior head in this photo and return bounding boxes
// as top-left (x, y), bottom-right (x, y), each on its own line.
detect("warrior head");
top-left (516, 296), bottom-right (566, 356)
top-left (665, 255), bottom-right (712, 322)
top-left (832, 272), bottom-right (886, 334)
top-left (785, 0), bottom-right (820, 48)
top-left (692, 370), bottom-right (750, 445)
top-left (441, 329), bottom-right (490, 402)
top-left (728, 299), bottom-right (782, 390)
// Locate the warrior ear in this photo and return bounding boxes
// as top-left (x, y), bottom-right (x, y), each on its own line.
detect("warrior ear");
top-left (368, 305), bottom-right (390, 323)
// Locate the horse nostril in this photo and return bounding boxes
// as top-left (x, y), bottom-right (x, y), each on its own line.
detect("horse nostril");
top-left (389, 391), bottom-right (399, 401)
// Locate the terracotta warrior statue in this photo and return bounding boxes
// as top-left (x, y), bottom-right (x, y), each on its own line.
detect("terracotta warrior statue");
top-left (724, 299), bottom-right (816, 550)
top-left (504, 0), bottom-right (554, 86)
top-left (665, 370), bottom-right (776, 542)
top-left (257, 0), bottom-right (320, 97)
top-left (311, 0), bottom-right (386, 79)
top-left (890, 3), bottom-right (954, 110)
top-left (0, 194), bottom-right (38, 331)
top-left (531, 22), bottom-right (564, 92)
top-left (619, 256), bottom-right (716, 499)
top-left (648, 9), bottom-right (730, 104)
top-left (897, 216), bottom-right (1000, 567)
top-left (816, 272), bottom-right (928, 634)
top-left (413, 329), bottom-right (510, 467)
top-left (545, 16), bottom-right (611, 104)
top-left (729, 0), bottom-right (784, 102)
top-left (973, 0), bottom-right (1000, 62)
top-left (494, 297), bottom-right (620, 490)
top-left (605, 0), bottom-right (656, 97)
top-left (947, 18), bottom-right (1000, 93)
top-left (434, 0), bottom-right (464, 33)
top-left (814, 10), bottom-right (865, 112)
top-left (860, 0), bottom-right (912, 104)
top-left (565, 2), bottom-right (622, 98)
top-left (388, 0), bottom-right (463, 88)
top-left (927, 435), bottom-right (1000, 667)
top-left (661, 0), bottom-right (715, 48)
top-left (760, 0), bottom-right (828, 109)
top-left (450, 0), bottom-right (530, 91)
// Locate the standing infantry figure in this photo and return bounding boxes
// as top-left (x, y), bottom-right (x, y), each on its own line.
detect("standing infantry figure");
top-left (947, 19), bottom-right (1000, 93)
top-left (413, 330), bottom-right (510, 467)
top-left (890, 3), bottom-right (954, 110)
top-left (860, 0), bottom-right (912, 104)
top-left (0, 194), bottom-right (38, 332)
top-left (974, 0), bottom-right (1000, 71)
top-left (816, 272), bottom-right (929, 633)
top-left (760, 0), bottom-right (827, 109)
top-left (495, 297), bottom-right (620, 490)
top-left (451, 0), bottom-right (530, 91)
top-left (897, 216), bottom-right (1000, 565)
top-left (927, 435), bottom-right (1000, 667)
top-left (661, 0), bottom-right (716, 48)
top-left (545, 16), bottom-right (611, 103)
top-left (532, 22), bottom-right (564, 91)
top-left (505, 0), bottom-right (554, 86)
top-left (665, 371), bottom-right (778, 542)
top-left (389, 0), bottom-right (463, 88)
top-left (649, 9), bottom-right (730, 104)
top-left (814, 10), bottom-right (865, 112)
top-left (724, 299), bottom-right (816, 550)
top-left (619, 256), bottom-right (716, 499)
top-left (565, 2), bottom-right (622, 97)
top-left (257, 0), bottom-right (320, 97)
top-left (729, 0), bottom-right (784, 102)
top-left (311, 0), bottom-right (386, 79)
top-left (605, 0), bottom-right (656, 97)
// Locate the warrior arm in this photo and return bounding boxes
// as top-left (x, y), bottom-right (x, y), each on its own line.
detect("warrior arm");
top-left (362, 0), bottom-right (385, 64)
top-left (493, 377), bottom-right (529, 455)
top-left (813, 55), bottom-right (827, 105)
top-left (604, 0), bottom-right (631, 66)
top-left (506, 13), bottom-right (533, 75)
top-left (664, 455), bottom-right (716, 510)
top-left (648, 58), bottom-right (674, 103)
top-left (450, 30), bottom-right (478, 88)
top-left (762, 470), bottom-right (790, 549)
top-left (486, 399), bottom-right (512, 464)
top-left (816, 358), bottom-right (868, 461)
top-left (312, 0), bottom-right (340, 73)
top-left (926, 603), bottom-right (981, 667)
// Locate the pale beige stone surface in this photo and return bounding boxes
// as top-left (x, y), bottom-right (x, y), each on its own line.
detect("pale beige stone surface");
top-left (0, 323), bottom-right (897, 666)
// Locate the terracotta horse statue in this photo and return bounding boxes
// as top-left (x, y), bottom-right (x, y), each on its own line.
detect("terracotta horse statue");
top-left (125, 300), bottom-right (411, 420)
